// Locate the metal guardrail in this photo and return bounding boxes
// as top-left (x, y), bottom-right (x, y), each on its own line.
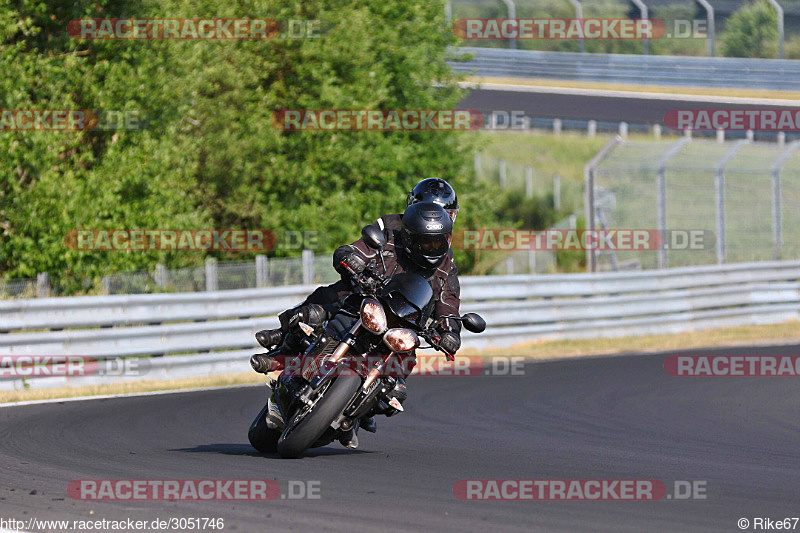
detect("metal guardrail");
top-left (451, 47), bottom-right (800, 90)
top-left (1, 260), bottom-right (799, 390)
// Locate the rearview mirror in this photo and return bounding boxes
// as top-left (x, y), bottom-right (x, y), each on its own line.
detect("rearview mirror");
top-left (361, 225), bottom-right (386, 250)
top-left (461, 313), bottom-right (486, 333)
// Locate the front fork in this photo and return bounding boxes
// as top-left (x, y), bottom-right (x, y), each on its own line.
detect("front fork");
top-left (327, 319), bottom-right (394, 393)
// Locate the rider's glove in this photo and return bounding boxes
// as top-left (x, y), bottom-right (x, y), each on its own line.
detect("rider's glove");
top-left (439, 331), bottom-right (461, 357)
top-left (279, 303), bottom-right (328, 332)
top-left (339, 252), bottom-right (367, 276)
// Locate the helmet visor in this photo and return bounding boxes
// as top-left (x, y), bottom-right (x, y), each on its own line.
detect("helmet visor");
top-left (417, 234), bottom-right (449, 254)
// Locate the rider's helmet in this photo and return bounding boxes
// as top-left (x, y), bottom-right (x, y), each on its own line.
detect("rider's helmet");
top-left (406, 178), bottom-right (459, 222)
top-left (401, 202), bottom-right (453, 270)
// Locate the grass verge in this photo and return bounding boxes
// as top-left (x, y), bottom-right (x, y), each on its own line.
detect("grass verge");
top-left (464, 320), bottom-right (800, 360)
top-left (0, 373), bottom-right (265, 405)
top-left (467, 76), bottom-right (800, 101)
top-left (1, 320), bottom-right (797, 405)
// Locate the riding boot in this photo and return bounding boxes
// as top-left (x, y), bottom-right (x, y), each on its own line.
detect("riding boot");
top-left (339, 424), bottom-right (359, 449)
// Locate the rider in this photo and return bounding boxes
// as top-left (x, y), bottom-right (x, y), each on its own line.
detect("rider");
top-left (255, 177), bottom-right (461, 357)
top-left (253, 200), bottom-right (462, 449)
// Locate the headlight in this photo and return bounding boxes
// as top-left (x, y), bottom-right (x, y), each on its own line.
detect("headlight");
top-left (383, 328), bottom-right (419, 353)
top-left (360, 299), bottom-right (387, 334)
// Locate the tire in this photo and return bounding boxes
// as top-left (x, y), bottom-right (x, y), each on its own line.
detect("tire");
top-left (277, 369), bottom-right (361, 459)
top-left (248, 402), bottom-right (281, 454)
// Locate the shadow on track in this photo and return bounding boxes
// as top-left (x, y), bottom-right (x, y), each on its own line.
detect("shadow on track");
top-left (171, 443), bottom-right (373, 458)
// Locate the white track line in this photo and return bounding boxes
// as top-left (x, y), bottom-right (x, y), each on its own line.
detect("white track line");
top-left (459, 81), bottom-right (800, 107)
top-left (0, 383), bottom-right (264, 409)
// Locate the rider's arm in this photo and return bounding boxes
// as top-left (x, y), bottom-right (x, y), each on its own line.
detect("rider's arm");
top-left (333, 214), bottom-right (398, 278)
top-left (332, 240), bottom-right (379, 278)
top-left (434, 264), bottom-right (462, 336)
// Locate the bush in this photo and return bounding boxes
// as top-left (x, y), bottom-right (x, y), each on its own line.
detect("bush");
top-left (720, 0), bottom-right (779, 58)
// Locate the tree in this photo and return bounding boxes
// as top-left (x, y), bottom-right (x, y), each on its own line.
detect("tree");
top-left (720, 0), bottom-right (779, 58)
top-left (1, 0), bottom-right (492, 292)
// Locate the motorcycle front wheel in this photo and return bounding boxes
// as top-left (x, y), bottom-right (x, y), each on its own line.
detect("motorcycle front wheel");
top-left (277, 368), bottom-right (361, 459)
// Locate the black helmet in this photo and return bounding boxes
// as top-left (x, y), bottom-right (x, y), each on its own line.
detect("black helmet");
top-left (407, 178), bottom-right (459, 222)
top-left (401, 202), bottom-right (453, 270)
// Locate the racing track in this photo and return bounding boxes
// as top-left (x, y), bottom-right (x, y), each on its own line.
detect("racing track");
top-left (459, 85), bottom-right (800, 124)
top-left (1, 343), bottom-right (799, 532)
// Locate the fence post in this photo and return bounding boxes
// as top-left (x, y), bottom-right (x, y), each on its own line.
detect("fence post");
top-left (716, 129), bottom-right (725, 143)
top-left (652, 124), bottom-right (661, 140)
top-left (769, 140), bottom-right (800, 260)
top-left (528, 250), bottom-right (536, 273)
top-left (501, 0), bottom-right (517, 49)
top-left (525, 167), bottom-right (533, 199)
top-left (498, 159), bottom-right (507, 189)
top-left (746, 129), bottom-right (754, 141)
top-left (714, 140), bottom-right (750, 264)
top-left (766, 0), bottom-right (784, 59)
top-left (205, 257), bottom-right (218, 291)
top-left (568, 0), bottom-right (584, 53)
top-left (619, 122), bottom-right (628, 139)
top-left (474, 152), bottom-right (482, 177)
top-left (553, 118), bottom-right (562, 136)
top-left (553, 174), bottom-right (561, 212)
top-left (155, 264), bottom-right (167, 289)
top-left (587, 120), bottom-right (596, 138)
top-left (695, 0), bottom-right (715, 56)
top-left (302, 250), bottom-right (315, 285)
top-left (102, 276), bottom-right (111, 295)
top-left (655, 137), bottom-right (691, 269)
top-left (778, 132), bottom-right (786, 147)
top-left (36, 272), bottom-right (50, 298)
top-left (255, 254), bottom-right (269, 288)
top-left (584, 136), bottom-right (624, 272)
top-left (630, 0), bottom-right (649, 55)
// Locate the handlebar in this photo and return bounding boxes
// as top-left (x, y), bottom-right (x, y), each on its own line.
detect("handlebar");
top-left (339, 260), bottom-right (454, 360)
top-left (419, 330), bottom-right (455, 361)
top-left (339, 260), bottom-right (387, 294)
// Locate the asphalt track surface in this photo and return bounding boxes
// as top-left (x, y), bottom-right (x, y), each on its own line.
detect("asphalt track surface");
top-left (2, 343), bottom-right (799, 532)
top-left (459, 88), bottom-right (797, 124)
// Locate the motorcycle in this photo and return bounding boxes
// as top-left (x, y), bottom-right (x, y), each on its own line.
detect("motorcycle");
top-left (247, 225), bottom-right (486, 458)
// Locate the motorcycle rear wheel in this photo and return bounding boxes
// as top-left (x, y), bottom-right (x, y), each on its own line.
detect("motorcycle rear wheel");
top-left (248, 401), bottom-right (281, 454)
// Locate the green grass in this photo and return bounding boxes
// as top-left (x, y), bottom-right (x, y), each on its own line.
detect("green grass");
top-left (476, 130), bottom-right (609, 182)
top-left (468, 131), bottom-right (800, 269)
